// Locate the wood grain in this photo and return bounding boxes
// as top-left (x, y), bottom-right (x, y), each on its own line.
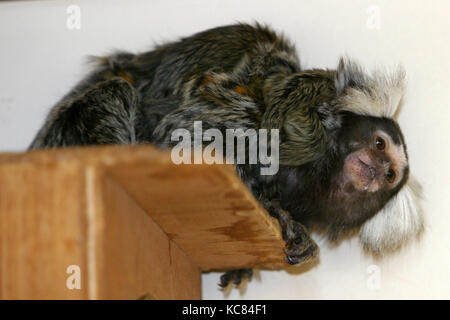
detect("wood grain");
top-left (0, 161), bottom-right (88, 299)
top-left (95, 174), bottom-right (201, 299)
top-left (108, 162), bottom-right (286, 271)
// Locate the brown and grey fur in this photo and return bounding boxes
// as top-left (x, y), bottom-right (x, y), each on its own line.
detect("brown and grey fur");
top-left (30, 23), bottom-right (423, 287)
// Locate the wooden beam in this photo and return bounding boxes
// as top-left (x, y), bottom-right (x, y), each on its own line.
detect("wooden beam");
top-left (0, 146), bottom-right (286, 299)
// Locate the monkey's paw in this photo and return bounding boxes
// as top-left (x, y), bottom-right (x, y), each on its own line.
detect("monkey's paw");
top-left (284, 222), bottom-right (319, 265)
top-left (219, 269), bottom-right (253, 288)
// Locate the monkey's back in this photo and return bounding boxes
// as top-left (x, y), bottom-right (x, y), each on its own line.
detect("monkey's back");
top-left (98, 23), bottom-right (300, 100)
top-left (29, 23), bottom-right (303, 149)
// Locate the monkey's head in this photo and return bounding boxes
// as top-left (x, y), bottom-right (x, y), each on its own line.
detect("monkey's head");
top-left (330, 58), bottom-right (424, 255)
top-left (281, 58), bottom-right (424, 256)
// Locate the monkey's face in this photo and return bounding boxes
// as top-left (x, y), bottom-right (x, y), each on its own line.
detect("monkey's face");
top-left (342, 129), bottom-right (408, 194)
top-left (331, 114), bottom-right (410, 223)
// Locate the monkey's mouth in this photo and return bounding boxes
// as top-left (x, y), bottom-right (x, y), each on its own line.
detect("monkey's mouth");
top-left (344, 151), bottom-right (381, 192)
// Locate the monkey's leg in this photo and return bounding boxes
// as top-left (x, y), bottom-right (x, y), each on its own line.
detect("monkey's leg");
top-left (30, 78), bottom-right (138, 149)
top-left (262, 199), bottom-right (319, 265)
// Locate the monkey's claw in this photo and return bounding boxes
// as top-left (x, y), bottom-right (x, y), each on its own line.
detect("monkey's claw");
top-left (261, 199), bottom-right (320, 265)
top-left (284, 242), bottom-right (319, 265)
top-left (283, 221), bottom-right (319, 265)
top-left (219, 269), bottom-right (253, 288)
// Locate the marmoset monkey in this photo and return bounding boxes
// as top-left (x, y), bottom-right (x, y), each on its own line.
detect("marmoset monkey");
top-left (30, 23), bottom-right (423, 287)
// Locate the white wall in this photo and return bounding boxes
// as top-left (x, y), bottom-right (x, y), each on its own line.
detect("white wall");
top-left (1, 0), bottom-right (449, 299)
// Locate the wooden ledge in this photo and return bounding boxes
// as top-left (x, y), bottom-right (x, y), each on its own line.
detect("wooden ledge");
top-left (0, 145), bottom-right (286, 299)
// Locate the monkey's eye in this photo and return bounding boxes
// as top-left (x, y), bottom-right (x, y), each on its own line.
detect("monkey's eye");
top-left (375, 137), bottom-right (386, 150)
top-left (386, 169), bottom-right (396, 183)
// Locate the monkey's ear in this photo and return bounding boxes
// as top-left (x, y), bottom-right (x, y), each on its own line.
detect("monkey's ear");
top-left (359, 175), bottom-right (424, 256)
top-left (334, 57), bottom-right (369, 95)
top-left (334, 56), bottom-right (406, 118)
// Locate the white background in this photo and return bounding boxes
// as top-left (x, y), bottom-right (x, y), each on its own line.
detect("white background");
top-left (1, 0), bottom-right (449, 299)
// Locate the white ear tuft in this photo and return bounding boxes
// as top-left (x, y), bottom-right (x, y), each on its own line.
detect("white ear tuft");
top-left (335, 57), bottom-right (406, 118)
top-left (359, 175), bottom-right (424, 255)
